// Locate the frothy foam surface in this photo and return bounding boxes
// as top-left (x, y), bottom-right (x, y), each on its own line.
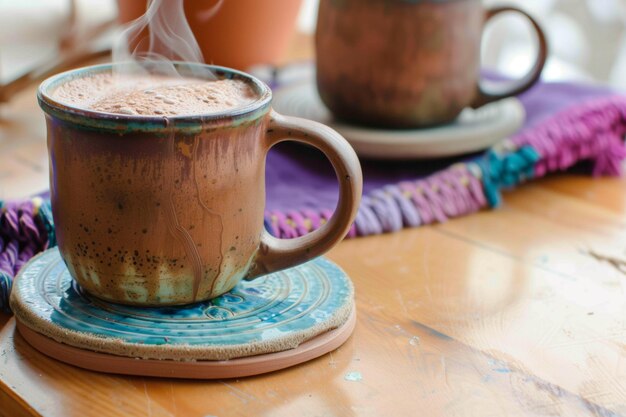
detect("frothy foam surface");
top-left (50, 73), bottom-right (258, 116)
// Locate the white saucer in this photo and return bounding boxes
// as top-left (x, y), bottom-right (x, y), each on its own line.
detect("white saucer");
top-left (272, 81), bottom-right (526, 159)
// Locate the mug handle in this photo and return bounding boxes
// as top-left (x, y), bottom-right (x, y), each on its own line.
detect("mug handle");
top-left (244, 110), bottom-right (363, 280)
top-left (471, 6), bottom-right (548, 108)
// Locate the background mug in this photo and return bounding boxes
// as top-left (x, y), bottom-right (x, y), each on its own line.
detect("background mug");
top-left (316, 0), bottom-right (548, 128)
top-left (39, 63), bottom-right (362, 306)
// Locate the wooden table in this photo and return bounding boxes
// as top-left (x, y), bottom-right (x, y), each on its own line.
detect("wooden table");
top-left (2, 35), bottom-right (626, 417)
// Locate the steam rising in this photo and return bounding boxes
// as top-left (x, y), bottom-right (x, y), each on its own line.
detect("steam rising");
top-left (112, 0), bottom-right (223, 78)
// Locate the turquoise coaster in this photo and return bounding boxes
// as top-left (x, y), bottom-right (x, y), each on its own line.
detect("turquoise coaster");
top-left (11, 248), bottom-right (354, 361)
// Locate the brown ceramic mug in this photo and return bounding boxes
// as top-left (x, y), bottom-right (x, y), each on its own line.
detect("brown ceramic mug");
top-left (38, 63), bottom-right (362, 306)
top-left (316, 0), bottom-right (548, 128)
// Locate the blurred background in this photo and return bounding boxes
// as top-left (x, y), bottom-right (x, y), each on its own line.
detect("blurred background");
top-left (298, 0), bottom-right (626, 88)
top-left (1, 0), bottom-right (626, 89)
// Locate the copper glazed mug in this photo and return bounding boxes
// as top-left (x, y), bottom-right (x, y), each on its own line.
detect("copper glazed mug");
top-left (316, 0), bottom-right (548, 128)
top-left (39, 63), bottom-right (362, 306)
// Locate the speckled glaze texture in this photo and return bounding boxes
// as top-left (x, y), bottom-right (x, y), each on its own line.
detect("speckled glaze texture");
top-left (316, 0), bottom-right (547, 128)
top-left (39, 63), bottom-right (362, 306)
top-left (47, 119), bottom-right (266, 305)
top-left (10, 247), bottom-right (354, 360)
top-left (42, 66), bottom-right (269, 306)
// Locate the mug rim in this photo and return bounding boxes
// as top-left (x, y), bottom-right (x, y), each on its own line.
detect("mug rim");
top-left (38, 62), bottom-right (273, 133)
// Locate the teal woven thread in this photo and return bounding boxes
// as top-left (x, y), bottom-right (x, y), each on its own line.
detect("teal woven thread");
top-left (0, 271), bottom-right (10, 313)
top-left (478, 145), bottom-right (540, 207)
top-left (38, 199), bottom-right (56, 248)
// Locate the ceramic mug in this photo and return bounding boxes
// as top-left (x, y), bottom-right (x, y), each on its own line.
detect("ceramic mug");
top-left (316, 0), bottom-right (548, 128)
top-left (117, 0), bottom-right (304, 70)
top-left (38, 63), bottom-right (362, 306)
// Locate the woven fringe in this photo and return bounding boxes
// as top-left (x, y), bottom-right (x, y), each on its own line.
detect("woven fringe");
top-left (266, 163), bottom-right (488, 239)
top-left (0, 199), bottom-right (51, 313)
top-left (513, 95), bottom-right (626, 178)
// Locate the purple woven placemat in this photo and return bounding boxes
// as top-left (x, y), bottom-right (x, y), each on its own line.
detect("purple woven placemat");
top-left (264, 79), bottom-right (624, 237)
top-left (266, 80), bottom-right (614, 212)
top-left (1, 78), bottom-right (626, 312)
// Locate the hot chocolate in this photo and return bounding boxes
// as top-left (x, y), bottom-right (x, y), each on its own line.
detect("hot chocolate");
top-left (51, 73), bottom-right (257, 116)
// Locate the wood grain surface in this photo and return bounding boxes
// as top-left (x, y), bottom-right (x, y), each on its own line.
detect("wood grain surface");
top-left (1, 33), bottom-right (626, 417)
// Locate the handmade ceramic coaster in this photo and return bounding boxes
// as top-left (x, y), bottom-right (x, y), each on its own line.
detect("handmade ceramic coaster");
top-left (272, 81), bottom-right (525, 159)
top-left (11, 248), bottom-right (355, 379)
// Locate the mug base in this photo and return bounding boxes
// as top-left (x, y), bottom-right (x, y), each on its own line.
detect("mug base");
top-left (333, 113), bottom-right (461, 130)
top-left (76, 282), bottom-right (239, 308)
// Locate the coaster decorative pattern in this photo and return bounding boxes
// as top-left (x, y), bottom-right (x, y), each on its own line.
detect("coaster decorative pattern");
top-left (11, 248), bottom-right (354, 361)
top-left (272, 81), bottom-right (525, 159)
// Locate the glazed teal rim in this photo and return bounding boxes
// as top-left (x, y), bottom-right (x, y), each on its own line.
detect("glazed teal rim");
top-left (37, 62), bottom-right (273, 133)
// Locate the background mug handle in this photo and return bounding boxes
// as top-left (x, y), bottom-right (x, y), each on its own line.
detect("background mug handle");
top-left (471, 6), bottom-right (548, 108)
